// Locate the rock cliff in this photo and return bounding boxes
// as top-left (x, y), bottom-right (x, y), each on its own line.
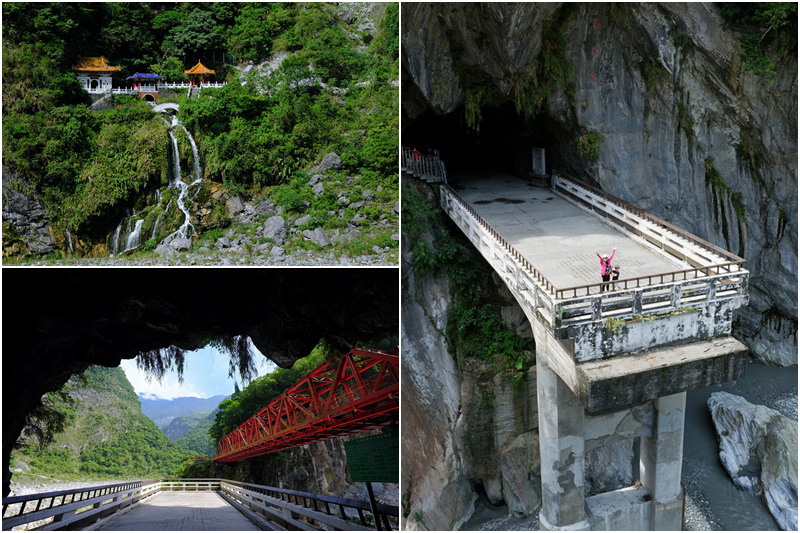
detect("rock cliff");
top-left (402, 2), bottom-right (797, 366)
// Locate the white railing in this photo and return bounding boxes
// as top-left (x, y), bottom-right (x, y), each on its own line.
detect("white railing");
top-left (82, 82), bottom-right (228, 95)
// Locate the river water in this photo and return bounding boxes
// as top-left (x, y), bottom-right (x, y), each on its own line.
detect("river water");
top-left (462, 359), bottom-right (797, 531)
top-left (682, 359), bottom-right (797, 531)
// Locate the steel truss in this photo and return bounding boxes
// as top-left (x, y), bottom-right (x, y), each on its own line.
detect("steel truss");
top-left (213, 348), bottom-right (399, 462)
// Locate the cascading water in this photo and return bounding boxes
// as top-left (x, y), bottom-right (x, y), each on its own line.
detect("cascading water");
top-left (108, 105), bottom-right (204, 255)
top-left (66, 228), bottom-right (74, 255)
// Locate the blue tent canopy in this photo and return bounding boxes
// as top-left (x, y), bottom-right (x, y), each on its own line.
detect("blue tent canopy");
top-left (126, 72), bottom-right (162, 80)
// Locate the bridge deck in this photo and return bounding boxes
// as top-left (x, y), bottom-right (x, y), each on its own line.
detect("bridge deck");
top-left (450, 171), bottom-right (688, 290)
top-left (97, 492), bottom-right (259, 531)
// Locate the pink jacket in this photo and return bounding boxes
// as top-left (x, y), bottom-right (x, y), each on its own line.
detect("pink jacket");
top-left (597, 249), bottom-right (616, 276)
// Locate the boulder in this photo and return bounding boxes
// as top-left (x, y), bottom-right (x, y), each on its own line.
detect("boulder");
top-left (294, 215), bottom-right (312, 227)
top-left (270, 246), bottom-right (285, 257)
top-left (363, 189), bottom-right (376, 201)
top-left (303, 228), bottom-right (332, 248)
top-left (215, 237), bottom-right (231, 249)
top-left (169, 238), bottom-right (193, 251)
top-left (226, 194), bottom-right (246, 215)
top-left (709, 392), bottom-right (798, 531)
top-left (263, 215), bottom-right (286, 240)
top-left (316, 153), bottom-right (342, 173)
top-left (307, 174), bottom-right (323, 186)
top-left (312, 182), bottom-right (324, 196)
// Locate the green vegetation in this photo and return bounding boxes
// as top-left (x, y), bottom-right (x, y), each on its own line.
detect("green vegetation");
top-left (209, 348), bottom-right (327, 442)
top-left (402, 184), bottom-right (533, 388)
top-left (2, 2), bottom-right (398, 256)
top-left (12, 366), bottom-right (198, 483)
top-left (718, 3), bottom-right (798, 82)
top-left (577, 130), bottom-right (604, 161)
top-left (638, 54), bottom-right (671, 91)
top-left (677, 103), bottom-right (695, 142)
top-left (174, 413), bottom-right (217, 457)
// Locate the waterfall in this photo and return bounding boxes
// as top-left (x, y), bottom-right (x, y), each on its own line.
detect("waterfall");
top-left (66, 228), bottom-right (74, 254)
top-left (107, 104), bottom-right (205, 255)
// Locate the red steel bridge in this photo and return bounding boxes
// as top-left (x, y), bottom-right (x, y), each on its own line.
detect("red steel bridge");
top-left (213, 348), bottom-right (399, 462)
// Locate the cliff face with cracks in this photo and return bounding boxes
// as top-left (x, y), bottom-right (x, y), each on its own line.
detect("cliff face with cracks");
top-left (2, 269), bottom-right (398, 497)
top-left (402, 2), bottom-right (797, 367)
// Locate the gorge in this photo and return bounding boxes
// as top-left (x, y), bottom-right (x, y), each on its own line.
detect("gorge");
top-left (401, 2), bottom-right (796, 530)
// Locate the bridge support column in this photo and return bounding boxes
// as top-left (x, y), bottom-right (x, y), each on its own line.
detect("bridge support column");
top-left (537, 356), bottom-right (589, 531)
top-left (639, 392), bottom-right (686, 530)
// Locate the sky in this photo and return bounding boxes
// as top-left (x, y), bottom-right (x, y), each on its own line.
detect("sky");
top-left (120, 339), bottom-right (277, 400)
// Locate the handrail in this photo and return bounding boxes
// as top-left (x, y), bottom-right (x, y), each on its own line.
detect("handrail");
top-left (221, 480), bottom-right (400, 530)
top-left (552, 170), bottom-right (745, 265)
top-left (442, 183), bottom-right (559, 296)
top-left (2, 479), bottom-right (161, 530)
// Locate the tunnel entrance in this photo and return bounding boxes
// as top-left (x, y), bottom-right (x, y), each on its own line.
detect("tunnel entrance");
top-left (403, 102), bottom-right (562, 179)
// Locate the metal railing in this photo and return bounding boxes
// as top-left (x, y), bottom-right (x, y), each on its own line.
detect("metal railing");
top-left (401, 147), bottom-right (447, 183)
top-left (221, 480), bottom-right (398, 530)
top-left (2, 479), bottom-right (160, 530)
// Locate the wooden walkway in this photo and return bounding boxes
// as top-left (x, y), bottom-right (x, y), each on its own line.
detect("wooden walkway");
top-left (97, 492), bottom-right (259, 531)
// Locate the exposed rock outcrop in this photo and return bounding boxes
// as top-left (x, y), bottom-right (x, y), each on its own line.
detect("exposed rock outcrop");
top-left (708, 391), bottom-right (798, 531)
top-left (402, 2), bottom-right (797, 366)
top-left (2, 172), bottom-right (55, 257)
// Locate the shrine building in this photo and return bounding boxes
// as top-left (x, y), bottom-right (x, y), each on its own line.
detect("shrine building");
top-left (72, 56), bottom-right (121, 93)
top-left (184, 61), bottom-right (216, 87)
top-left (126, 72), bottom-right (163, 101)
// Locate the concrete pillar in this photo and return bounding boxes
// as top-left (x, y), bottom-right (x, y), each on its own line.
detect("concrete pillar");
top-left (639, 392), bottom-right (686, 530)
top-left (537, 356), bottom-right (588, 531)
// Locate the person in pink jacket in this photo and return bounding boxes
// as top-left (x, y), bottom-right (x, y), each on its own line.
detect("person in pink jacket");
top-left (597, 248), bottom-right (616, 292)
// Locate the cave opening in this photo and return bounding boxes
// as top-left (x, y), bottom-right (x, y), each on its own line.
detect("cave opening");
top-left (403, 102), bottom-right (567, 179)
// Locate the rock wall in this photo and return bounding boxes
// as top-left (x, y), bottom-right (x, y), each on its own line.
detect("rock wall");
top-left (402, 2), bottom-right (797, 366)
top-left (2, 172), bottom-right (55, 257)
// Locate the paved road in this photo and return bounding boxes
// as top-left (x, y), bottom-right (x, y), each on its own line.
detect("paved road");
top-left (451, 171), bottom-right (687, 290)
top-left (98, 492), bottom-right (259, 531)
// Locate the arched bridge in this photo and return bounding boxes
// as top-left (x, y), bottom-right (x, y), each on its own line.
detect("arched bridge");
top-left (404, 150), bottom-right (750, 531)
top-left (214, 348), bottom-right (399, 462)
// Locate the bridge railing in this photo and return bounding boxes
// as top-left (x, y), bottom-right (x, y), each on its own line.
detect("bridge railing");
top-left (220, 480), bottom-right (398, 530)
top-left (1, 479), bottom-right (160, 531)
top-left (552, 171), bottom-right (746, 270)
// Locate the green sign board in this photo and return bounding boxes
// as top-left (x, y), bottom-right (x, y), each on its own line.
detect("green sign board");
top-left (344, 431), bottom-right (398, 483)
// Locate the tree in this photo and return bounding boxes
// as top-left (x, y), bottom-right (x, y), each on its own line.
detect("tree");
top-left (162, 8), bottom-right (223, 63)
top-left (151, 56), bottom-right (186, 83)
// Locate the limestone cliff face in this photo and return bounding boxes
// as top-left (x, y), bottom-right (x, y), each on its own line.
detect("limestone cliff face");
top-left (402, 2), bottom-right (797, 366)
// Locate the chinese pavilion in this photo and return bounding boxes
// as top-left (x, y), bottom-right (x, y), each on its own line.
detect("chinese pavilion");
top-left (72, 56), bottom-right (121, 93)
top-left (184, 61), bottom-right (215, 87)
top-left (126, 72), bottom-right (163, 101)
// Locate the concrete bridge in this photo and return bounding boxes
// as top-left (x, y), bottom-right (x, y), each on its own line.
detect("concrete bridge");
top-left (2, 479), bottom-right (398, 531)
top-left (404, 154), bottom-right (749, 530)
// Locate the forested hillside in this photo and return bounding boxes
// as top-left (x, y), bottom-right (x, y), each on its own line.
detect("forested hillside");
top-left (11, 366), bottom-right (199, 484)
top-left (2, 2), bottom-right (399, 264)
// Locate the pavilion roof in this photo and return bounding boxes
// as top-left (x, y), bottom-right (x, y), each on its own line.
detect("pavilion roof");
top-left (184, 61), bottom-right (215, 76)
top-left (72, 56), bottom-right (121, 72)
top-left (126, 72), bottom-right (163, 80)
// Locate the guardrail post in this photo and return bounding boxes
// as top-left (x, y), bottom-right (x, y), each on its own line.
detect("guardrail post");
top-left (592, 298), bottom-right (602, 321)
top-left (671, 284), bottom-right (682, 308)
top-left (632, 291), bottom-right (643, 314)
top-left (707, 279), bottom-right (717, 302)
